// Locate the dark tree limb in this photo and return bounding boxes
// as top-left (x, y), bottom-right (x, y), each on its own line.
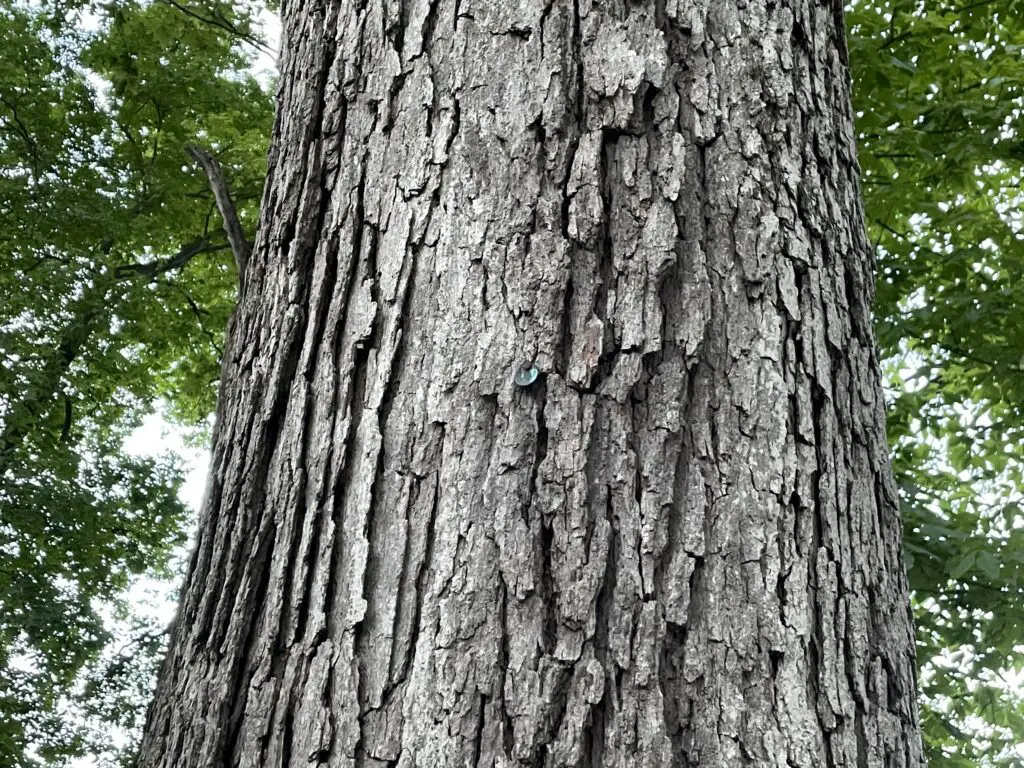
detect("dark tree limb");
top-left (114, 238), bottom-right (224, 280)
top-left (185, 144), bottom-right (252, 288)
top-left (60, 394), bottom-right (73, 443)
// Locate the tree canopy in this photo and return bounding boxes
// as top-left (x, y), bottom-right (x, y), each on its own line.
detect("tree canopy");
top-left (0, 0), bottom-right (271, 762)
top-left (0, 0), bottom-right (1020, 766)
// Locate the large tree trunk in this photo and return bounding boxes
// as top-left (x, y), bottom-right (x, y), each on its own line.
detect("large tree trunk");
top-left (138, 1), bottom-right (923, 766)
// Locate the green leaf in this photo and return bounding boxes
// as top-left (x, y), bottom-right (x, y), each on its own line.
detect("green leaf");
top-left (889, 55), bottom-right (917, 74)
top-left (948, 552), bottom-right (977, 580)
top-left (977, 551), bottom-right (1001, 582)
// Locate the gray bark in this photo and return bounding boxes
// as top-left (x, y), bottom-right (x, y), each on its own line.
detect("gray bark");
top-left (139, 1), bottom-right (923, 766)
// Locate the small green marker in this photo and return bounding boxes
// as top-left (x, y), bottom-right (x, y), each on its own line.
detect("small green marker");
top-left (514, 364), bottom-right (539, 387)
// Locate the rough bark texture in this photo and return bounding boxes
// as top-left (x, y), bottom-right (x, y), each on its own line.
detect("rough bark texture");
top-left (139, 1), bottom-right (923, 766)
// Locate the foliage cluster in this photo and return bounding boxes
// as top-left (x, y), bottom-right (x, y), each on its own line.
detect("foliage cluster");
top-left (0, 0), bottom-right (271, 762)
top-left (0, 0), bottom-right (1021, 766)
top-left (849, 1), bottom-right (1024, 764)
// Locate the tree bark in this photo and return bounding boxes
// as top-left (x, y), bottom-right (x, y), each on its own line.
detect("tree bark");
top-left (139, 1), bottom-right (923, 766)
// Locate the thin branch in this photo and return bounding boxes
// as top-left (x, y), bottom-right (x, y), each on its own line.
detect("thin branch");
top-left (878, 0), bottom-right (1003, 51)
top-left (938, 343), bottom-right (1024, 376)
top-left (114, 238), bottom-right (227, 280)
top-left (185, 144), bottom-right (252, 288)
top-left (872, 218), bottom-right (957, 263)
top-left (60, 394), bottom-right (72, 442)
top-left (158, 0), bottom-right (275, 58)
top-left (167, 281), bottom-right (224, 357)
top-left (2, 234), bottom-right (230, 471)
top-left (0, 95), bottom-right (43, 177)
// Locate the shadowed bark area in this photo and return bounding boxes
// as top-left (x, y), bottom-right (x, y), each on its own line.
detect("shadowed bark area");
top-left (138, 1), bottom-right (924, 766)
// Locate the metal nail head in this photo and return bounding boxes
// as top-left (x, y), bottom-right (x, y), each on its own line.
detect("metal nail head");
top-left (514, 365), bottom-right (539, 387)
